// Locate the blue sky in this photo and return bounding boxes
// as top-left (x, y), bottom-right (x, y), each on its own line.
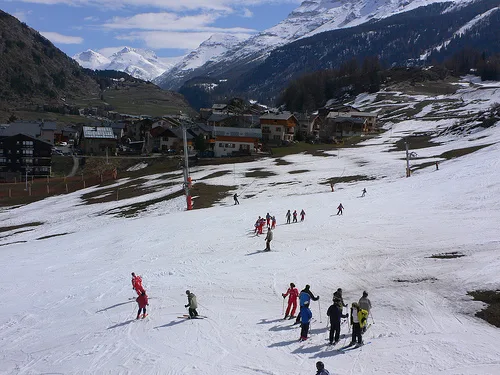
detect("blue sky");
top-left (2, 0), bottom-right (301, 58)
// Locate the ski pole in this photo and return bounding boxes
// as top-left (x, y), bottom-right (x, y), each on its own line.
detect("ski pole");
top-left (282, 297), bottom-right (285, 317)
top-left (318, 299), bottom-right (322, 323)
top-left (370, 311), bottom-right (375, 324)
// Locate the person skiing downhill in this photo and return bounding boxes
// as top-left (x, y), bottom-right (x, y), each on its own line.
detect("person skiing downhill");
top-left (233, 193), bottom-right (239, 205)
top-left (282, 282), bottom-right (299, 319)
top-left (131, 272), bottom-right (144, 296)
top-left (316, 361), bottom-right (330, 375)
top-left (361, 188), bottom-right (366, 197)
top-left (300, 209), bottom-right (306, 222)
top-left (136, 290), bottom-right (148, 319)
top-left (185, 290), bottom-right (199, 318)
top-left (292, 210), bottom-right (298, 223)
top-left (336, 203), bottom-right (344, 215)
top-left (327, 302), bottom-right (348, 345)
top-left (286, 210), bottom-right (291, 224)
top-left (299, 302), bottom-right (313, 341)
top-left (266, 213), bottom-right (271, 228)
top-left (271, 216), bottom-right (277, 229)
top-left (295, 285), bottom-right (319, 324)
top-left (264, 227), bottom-right (273, 251)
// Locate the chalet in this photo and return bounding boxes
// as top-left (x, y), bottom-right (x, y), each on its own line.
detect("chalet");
top-left (79, 126), bottom-right (117, 155)
top-left (295, 113), bottom-right (323, 139)
top-left (0, 121), bottom-right (57, 145)
top-left (150, 127), bottom-right (195, 153)
top-left (326, 109), bottom-right (378, 132)
top-left (321, 117), bottom-right (367, 140)
top-left (0, 134), bottom-right (52, 180)
top-left (54, 125), bottom-right (77, 144)
top-left (213, 127), bottom-right (261, 157)
top-left (260, 112), bottom-right (298, 144)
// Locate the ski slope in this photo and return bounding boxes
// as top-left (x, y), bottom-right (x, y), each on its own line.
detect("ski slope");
top-left (1, 115), bottom-right (500, 374)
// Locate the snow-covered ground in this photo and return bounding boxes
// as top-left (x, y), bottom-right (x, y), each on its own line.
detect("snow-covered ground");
top-left (1, 100), bottom-right (500, 374)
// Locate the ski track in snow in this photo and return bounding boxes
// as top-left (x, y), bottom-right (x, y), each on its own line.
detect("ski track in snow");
top-left (1, 85), bottom-right (500, 373)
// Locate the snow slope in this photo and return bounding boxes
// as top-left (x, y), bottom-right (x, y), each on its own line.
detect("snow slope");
top-left (1, 81), bottom-right (500, 374)
top-left (73, 49), bottom-right (111, 70)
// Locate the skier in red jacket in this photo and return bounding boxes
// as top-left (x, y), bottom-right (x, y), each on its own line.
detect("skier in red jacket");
top-left (131, 272), bottom-right (144, 296)
top-left (136, 290), bottom-right (149, 319)
top-left (282, 282), bottom-right (299, 319)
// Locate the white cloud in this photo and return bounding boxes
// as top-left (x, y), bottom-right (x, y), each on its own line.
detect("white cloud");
top-left (40, 31), bottom-right (84, 44)
top-left (13, 9), bottom-right (32, 22)
top-left (242, 8), bottom-right (253, 18)
top-left (84, 16), bottom-right (99, 21)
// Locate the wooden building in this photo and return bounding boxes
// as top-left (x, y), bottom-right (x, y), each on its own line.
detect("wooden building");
top-left (79, 126), bottom-right (117, 155)
top-left (259, 112), bottom-right (298, 144)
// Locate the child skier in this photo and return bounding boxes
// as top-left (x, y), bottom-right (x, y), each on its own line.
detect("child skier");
top-left (131, 272), bottom-right (144, 296)
top-left (295, 285), bottom-right (319, 324)
top-left (266, 213), bottom-right (271, 228)
top-left (271, 216), bottom-right (277, 229)
top-left (361, 188), bottom-right (366, 197)
top-left (336, 203), bottom-right (344, 215)
top-left (285, 210), bottom-right (291, 224)
top-left (316, 361), bottom-right (330, 375)
top-left (136, 290), bottom-right (148, 319)
top-left (282, 282), bottom-right (299, 319)
top-left (258, 218), bottom-right (265, 235)
top-left (299, 301), bottom-right (312, 341)
top-left (300, 209), bottom-right (306, 222)
top-left (185, 290), bottom-right (199, 318)
top-left (327, 302), bottom-right (348, 345)
top-left (292, 210), bottom-right (298, 223)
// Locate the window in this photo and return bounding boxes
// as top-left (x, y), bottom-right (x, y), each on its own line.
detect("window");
top-left (0, 157), bottom-right (6, 163)
top-left (23, 149), bottom-right (33, 155)
top-left (22, 141), bottom-right (34, 146)
top-left (24, 158), bottom-right (33, 164)
top-left (219, 143), bottom-right (223, 147)
top-left (273, 135), bottom-right (281, 141)
top-left (275, 127), bottom-right (281, 132)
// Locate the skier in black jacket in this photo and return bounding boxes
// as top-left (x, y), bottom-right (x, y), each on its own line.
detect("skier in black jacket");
top-left (327, 303), bottom-right (348, 345)
top-left (294, 285), bottom-right (319, 324)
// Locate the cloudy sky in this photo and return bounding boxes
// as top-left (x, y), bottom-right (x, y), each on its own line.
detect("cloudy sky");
top-left (2, 0), bottom-right (301, 58)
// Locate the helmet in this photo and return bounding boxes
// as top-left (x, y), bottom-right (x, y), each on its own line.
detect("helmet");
top-left (363, 291), bottom-right (368, 297)
top-left (185, 290), bottom-right (190, 295)
top-left (316, 361), bottom-right (324, 370)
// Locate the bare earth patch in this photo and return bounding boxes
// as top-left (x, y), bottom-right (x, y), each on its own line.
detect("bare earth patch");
top-left (274, 158), bottom-right (293, 166)
top-left (0, 222), bottom-right (43, 233)
top-left (468, 290), bottom-right (500, 328)
top-left (322, 175), bottom-right (376, 186)
top-left (36, 233), bottom-right (71, 240)
top-left (439, 144), bottom-right (493, 160)
top-left (245, 170), bottom-right (277, 178)
top-left (394, 277), bottom-right (438, 283)
top-left (288, 170), bottom-right (310, 174)
top-left (198, 171), bottom-right (231, 180)
top-left (427, 251), bottom-right (465, 259)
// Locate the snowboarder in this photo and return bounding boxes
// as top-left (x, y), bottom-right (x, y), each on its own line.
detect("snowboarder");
top-left (282, 282), bottom-right (299, 319)
top-left (264, 227), bottom-right (273, 251)
top-left (271, 216), bottom-right (277, 229)
top-left (136, 290), bottom-right (148, 319)
top-left (361, 188), bottom-right (366, 197)
top-left (333, 288), bottom-right (347, 308)
top-left (266, 213), bottom-right (271, 228)
top-left (292, 210), bottom-right (298, 223)
top-left (336, 203), bottom-right (344, 215)
top-left (131, 272), bottom-right (144, 296)
top-left (286, 210), bottom-right (292, 224)
top-left (350, 302), bottom-right (367, 346)
top-left (359, 291), bottom-right (372, 333)
top-left (299, 301), bottom-right (312, 341)
top-left (300, 209), bottom-right (306, 222)
top-left (295, 285), bottom-right (319, 324)
top-left (185, 290), bottom-right (198, 318)
top-left (316, 361), bottom-right (330, 375)
top-left (327, 302), bottom-right (348, 345)
top-left (233, 193), bottom-right (239, 205)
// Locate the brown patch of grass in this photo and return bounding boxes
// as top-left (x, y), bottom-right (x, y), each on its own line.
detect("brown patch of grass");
top-left (198, 170), bottom-right (231, 180)
top-left (305, 150), bottom-right (332, 157)
top-left (0, 222), bottom-right (43, 233)
top-left (275, 158), bottom-right (293, 166)
top-left (322, 175), bottom-right (376, 185)
top-left (190, 183), bottom-right (236, 209)
top-left (36, 233), bottom-right (71, 240)
top-left (428, 251), bottom-right (465, 259)
top-left (110, 189), bottom-right (185, 218)
top-left (196, 156), bottom-right (259, 166)
top-left (244, 194), bottom-right (256, 198)
top-left (391, 134), bottom-right (441, 152)
top-left (81, 179), bottom-right (152, 204)
top-left (411, 161), bottom-right (437, 172)
top-left (270, 181), bottom-right (299, 186)
top-left (394, 277), bottom-right (438, 283)
top-left (245, 170), bottom-right (277, 178)
top-left (288, 170), bottom-right (310, 174)
top-left (468, 290), bottom-right (500, 328)
top-left (0, 240), bottom-right (27, 247)
top-left (0, 229), bottom-right (35, 240)
top-left (439, 144), bottom-right (493, 160)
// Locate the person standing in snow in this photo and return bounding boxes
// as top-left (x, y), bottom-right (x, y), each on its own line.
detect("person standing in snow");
top-left (271, 216), bottom-right (277, 229)
top-left (292, 210), bottom-right (298, 223)
top-left (286, 210), bottom-right (292, 224)
top-left (300, 209), bottom-right (306, 222)
top-left (254, 216), bottom-right (261, 234)
top-left (185, 290), bottom-right (199, 318)
top-left (295, 285), bottom-right (320, 324)
top-left (350, 302), bottom-right (365, 346)
top-left (233, 193), bottom-right (239, 205)
top-left (361, 188), bottom-right (367, 197)
top-left (333, 288), bottom-right (347, 308)
top-left (136, 290), bottom-right (148, 319)
top-left (258, 218), bottom-right (265, 235)
top-left (264, 227), bottom-right (273, 251)
top-left (131, 272), bottom-right (144, 296)
top-left (266, 213), bottom-right (271, 228)
top-left (327, 301), bottom-right (348, 345)
top-left (359, 291), bottom-right (372, 333)
top-left (299, 301), bottom-right (313, 341)
top-left (336, 203), bottom-right (344, 215)
top-left (316, 361), bottom-right (330, 375)
top-left (282, 282), bottom-right (299, 319)
top-left (330, 182), bottom-right (334, 192)
top-left (435, 161), bottom-right (439, 170)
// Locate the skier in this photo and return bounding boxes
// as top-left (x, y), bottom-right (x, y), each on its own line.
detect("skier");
top-left (233, 193), bottom-right (239, 205)
top-left (359, 291), bottom-right (372, 333)
top-left (266, 212), bottom-right (271, 228)
top-left (333, 288), bottom-right (347, 308)
top-left (292, 210), bottom-right (298, 223)
top-left (327, 301), bottom-right (348, 345)
top-left (350, 302), bottom-right (367, 346)
top-left (264, 227), bottom-right (273, 251)
top-left (361, 188), bottom-right (366, 197)
top-left (131, 272), bottom-right (144, 296)
top-left (300, 209), bottom-right (306, 222)
top-left (258, 218), bottom-right (265, 235)
top-left (435, 161), bottom-right (439, 170)
top-left (336, 203), bottom-right (344, 215)
top-left (271, 216), bottom-right (277, 229)
top-left (254, 216), bottom-right (261, 234)
top-left (282, 282), bottom-right (299, 319)
top-left (299, 301), bottom-right (312, 341)
top-left (330, 182), bottom-right (334, 192)
top-left (316, 361), bottom-right (330, 375)
top-left (185, 290), bottom-right (199, 318)
top-left (136, 290), bottom-right (148, 319)
top-left (295, 285), bottom-right (319, 324)
top-left (285, 210), bottom-right (291, 224)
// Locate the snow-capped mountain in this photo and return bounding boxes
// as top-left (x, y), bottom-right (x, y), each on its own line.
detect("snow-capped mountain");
top-left (156, 0), bottom-right (475, 90)
top-left (154, 34), bottom-right (248, 89)
top-left (73, 47), bottom-right (178, 81)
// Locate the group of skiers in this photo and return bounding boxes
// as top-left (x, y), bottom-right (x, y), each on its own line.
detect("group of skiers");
top-left (285, 209), bottom-right (306, 224)
top-left (282, 283), bottom-right (372, 346)
top-left (254, 213), bottom-right (276, 235)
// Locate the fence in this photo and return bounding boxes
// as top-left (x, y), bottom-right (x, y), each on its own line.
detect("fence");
top-left (0, 171), bottom-right (116, 201)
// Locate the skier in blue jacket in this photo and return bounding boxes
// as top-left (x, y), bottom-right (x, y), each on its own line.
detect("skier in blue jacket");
top-left (295, 285), bottom-right (319, 324)
top-left (300, 302), bottom-right (313, 341)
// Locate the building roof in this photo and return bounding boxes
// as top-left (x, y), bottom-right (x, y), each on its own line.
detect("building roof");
top-left (0, 121), bottom-right (56, 137)
top-left (213, 126), bottom-right (262, 138)
top-left (331, 117), bottom-right (366, 124)
top-left (82, 126), bottom-right (116, 139)
top-left (327, 110), bottom-right (377, 119)
top-left (260, 112), bottom-right (295, 121)
top-left (207, 113), bottom-right (233, 123)
top-left (0, 132), bottom-right (53, 145)
top-left (212, 104), bottom-right (228, 110)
